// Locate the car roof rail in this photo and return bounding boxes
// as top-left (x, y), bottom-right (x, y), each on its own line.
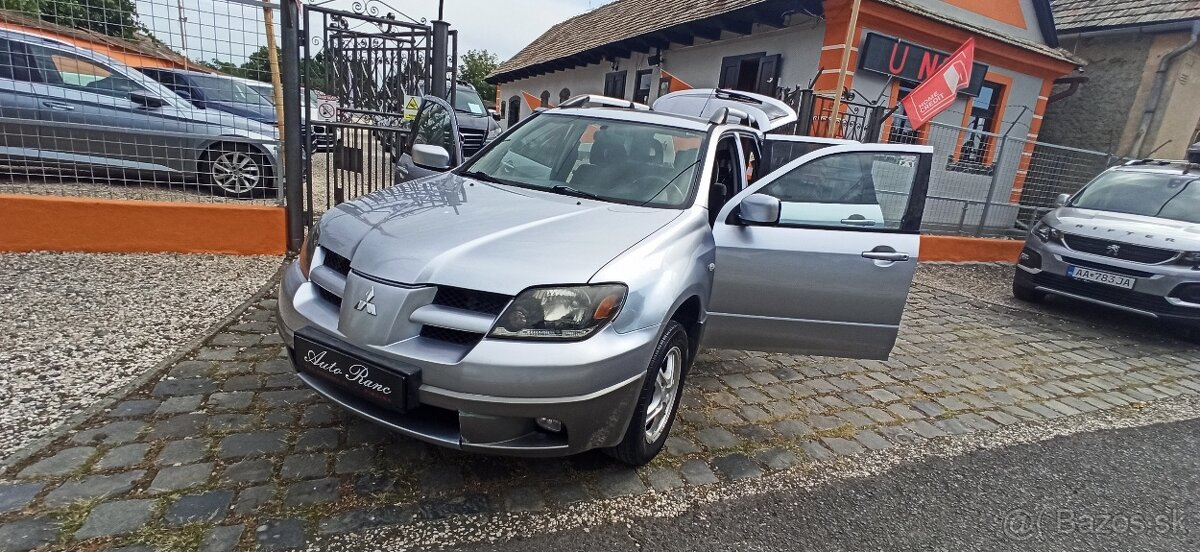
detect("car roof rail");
top-left (1123, 158), bottom-right (1181, 166)
top-left (558, 94), bottom-right (650, 111)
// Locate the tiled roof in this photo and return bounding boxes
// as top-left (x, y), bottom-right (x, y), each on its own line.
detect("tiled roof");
top-left (0, 9), bottom-right (196, 68)
top-left (490, 0), bottom-right (768, 82)
top-left (1054, 0), bottom-right (1200, 32)
top-left (490, 0), bottom-right (1077, 83)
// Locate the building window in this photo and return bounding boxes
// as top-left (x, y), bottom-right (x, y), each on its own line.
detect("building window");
top-left (507, 95), bottom-right (520, 126)
top-left (559, 87), bottom-right (571, 103)
top-left (959, 82), bottom-right (1004, 165)
top-left (634, 69), bottom-right (653, 104)
top-left (889, 83), bottom-right (923, 144)
top-left (604, 70), bottom-right (627, 99)
top-left (718, 53), bottom-right (781, 96)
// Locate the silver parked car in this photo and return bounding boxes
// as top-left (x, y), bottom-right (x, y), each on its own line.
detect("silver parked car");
top-left (1014, 160), bottom-right (1200, 328)
top-left (277, 89), bottom-right (934, 464)
top-left (0, 29), bottom-right (279, 197)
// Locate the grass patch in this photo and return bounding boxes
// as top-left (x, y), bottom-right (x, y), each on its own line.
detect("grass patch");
top-left (128, 521), bottom-right (207, 551)
top-left (53, 497), bottom-right (105, 545)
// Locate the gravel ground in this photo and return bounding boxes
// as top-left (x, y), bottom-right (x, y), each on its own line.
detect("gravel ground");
top-left (0, 252), bottom-right (281, 458)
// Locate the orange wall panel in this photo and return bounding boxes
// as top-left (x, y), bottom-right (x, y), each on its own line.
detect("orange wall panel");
top-left (921, 235), bottom-right (1023, 263)
top-left (0, 195), bottom-right (286, 255)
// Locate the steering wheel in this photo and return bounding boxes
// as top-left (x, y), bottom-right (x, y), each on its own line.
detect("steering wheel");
top-left (632, 175), bottom-right (684, 205)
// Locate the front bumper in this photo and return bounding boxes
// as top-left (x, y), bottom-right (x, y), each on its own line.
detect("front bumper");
top-left (276, 262), bottom-right (659, 456)
top-left (1016, 238), bottom-right (1200, 326)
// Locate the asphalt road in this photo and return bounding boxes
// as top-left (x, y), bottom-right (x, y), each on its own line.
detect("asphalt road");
top-left (458, 419), bottom-right (1200, 552)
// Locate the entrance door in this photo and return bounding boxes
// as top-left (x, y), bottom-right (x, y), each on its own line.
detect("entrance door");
top-left (705, 144), bottom-right (933, 360)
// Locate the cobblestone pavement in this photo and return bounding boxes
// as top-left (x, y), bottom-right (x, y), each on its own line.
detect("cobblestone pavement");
top-left (1, 284), bottom-right (1198, 551)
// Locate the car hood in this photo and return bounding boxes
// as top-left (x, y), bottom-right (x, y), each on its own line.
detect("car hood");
top-left (1047, 207), bottom-right (1200, 250)
top-left (318, 173), bottom-right (682, 295)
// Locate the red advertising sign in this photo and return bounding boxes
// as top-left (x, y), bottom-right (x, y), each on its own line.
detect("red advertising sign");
top-left (899, 38), bottom-right (976, 129)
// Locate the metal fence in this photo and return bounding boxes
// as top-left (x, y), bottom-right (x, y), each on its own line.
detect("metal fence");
top-left (778, 88), bottom-right (1125, 237)
top-left (0, 0), bottom-right (289, 204)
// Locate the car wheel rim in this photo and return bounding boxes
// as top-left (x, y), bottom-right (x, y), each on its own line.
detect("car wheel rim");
top-left (644, 345), bottom-right (682, 444)
top-left (212, 151), bottom-right (260, 194)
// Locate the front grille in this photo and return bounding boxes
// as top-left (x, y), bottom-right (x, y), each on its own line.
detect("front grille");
top-left (317, 285), bottom-right (342, 307)
top-left (1062, 234), bottom-right (1178, 264)
top-left (460, 128), bottom-right (487, 158)
top-left (432, 286), bottom-right (510, 315)
top-left (420, 325), bottom-right (484, 346)
top-left (1061, 256), bottom-right (1156, 278)
top-left (323, 248), bottom-right (351, 276)
top-left (1032, 272), bottom-right (1199, 317)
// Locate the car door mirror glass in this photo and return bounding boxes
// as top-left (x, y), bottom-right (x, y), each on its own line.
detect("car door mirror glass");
top-left (412, 143), bottom-right (451, 170)
top-left (410, 97), bottom-right (458, 166)
top-left (129, 92), bottom-right (166, 109)
top-left (738, 193), bottom-right (781, 225)
top-left (1055, 193), bottom-right (1071, 208)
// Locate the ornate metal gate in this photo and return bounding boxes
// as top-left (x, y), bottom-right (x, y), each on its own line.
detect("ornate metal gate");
top-left (299, 1), bottom-right (456, 224)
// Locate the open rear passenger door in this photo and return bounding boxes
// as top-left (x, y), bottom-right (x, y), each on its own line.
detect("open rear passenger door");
top-left (704, 144), bottom-right (934, 360)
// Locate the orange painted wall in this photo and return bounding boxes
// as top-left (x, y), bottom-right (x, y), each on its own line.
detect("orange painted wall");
top-left (920, 235), bottom-right (1023, 263)
top-left (0, 194), bottom-right (286, 255)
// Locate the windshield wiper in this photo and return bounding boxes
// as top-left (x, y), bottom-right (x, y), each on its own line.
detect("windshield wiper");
top-left (460, 170), bottom-right (505, 185)
top-left (549, 185), bottom-right (602, 200)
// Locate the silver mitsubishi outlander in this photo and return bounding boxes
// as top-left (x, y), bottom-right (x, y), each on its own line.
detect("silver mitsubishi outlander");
top-left (277, 89), bottom-right (934, 464)
top-left (1013, 160), bottom-right (1200, 328)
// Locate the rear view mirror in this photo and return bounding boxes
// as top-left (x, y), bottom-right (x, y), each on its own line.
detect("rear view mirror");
top-left (412, 143), bottom-right (451, 170)
top-left (738, 193), bottom-right (780, 225)
top-left (129, 93), bottom-right (166, 109)
top-left (1054, 193), bottom-right (1071, 208)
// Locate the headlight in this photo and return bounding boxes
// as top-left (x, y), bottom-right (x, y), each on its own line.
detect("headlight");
top-left (1032, 221), bottom-right (1062, 243)
top-left (486, 124), bottom-right (501, 140)
top-left (1180, 251), bottom-right (1200, 269)
top-left (489, 284), bottom-right (627, 341)
top-left (298, 223), bottom-right (321, 279)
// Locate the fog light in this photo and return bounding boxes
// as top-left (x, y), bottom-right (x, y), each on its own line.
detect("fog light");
top-left (1171, 284), bottom-right (1200, 304)
top-left (1018, 248), bottom-right (1042, 269)
top-left (535, 417), bottom-right (563, 433)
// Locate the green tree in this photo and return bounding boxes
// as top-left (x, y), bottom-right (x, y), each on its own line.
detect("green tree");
top-left (460, 49), bottom-right (498, 104)
top-left (241, 45), bottom-right (277, 83)
top-left (2, 0), bottom-right (146, 39)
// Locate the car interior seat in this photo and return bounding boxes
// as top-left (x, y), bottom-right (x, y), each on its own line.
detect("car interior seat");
top-left (570, 130), bottom-right (627, 190)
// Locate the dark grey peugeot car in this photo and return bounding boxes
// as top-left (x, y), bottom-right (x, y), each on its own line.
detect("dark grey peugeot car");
top-left (1014, 159), bottom-right (1200, 329)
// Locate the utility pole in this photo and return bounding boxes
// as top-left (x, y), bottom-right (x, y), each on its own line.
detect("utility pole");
top-left (176, 0), bottom-right (188, 70)
top-left (263, 0), bottom-right (286, 134)
top-left (827, 0), bottom-right (862, 138)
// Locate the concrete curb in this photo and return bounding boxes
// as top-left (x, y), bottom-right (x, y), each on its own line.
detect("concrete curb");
top-left (0, 258), bottom-right (289, 474)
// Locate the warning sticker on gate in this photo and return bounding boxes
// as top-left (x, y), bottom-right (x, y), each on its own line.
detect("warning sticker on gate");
top-left (403, 97), bottom-right (421, 120)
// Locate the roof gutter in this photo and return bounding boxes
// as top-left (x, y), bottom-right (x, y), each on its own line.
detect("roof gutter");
top-left (1130, 20), bottom-right (1200, 158)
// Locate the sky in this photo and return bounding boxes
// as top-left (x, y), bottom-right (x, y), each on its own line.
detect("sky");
top-left (134, 0), bottom-right (614, 66)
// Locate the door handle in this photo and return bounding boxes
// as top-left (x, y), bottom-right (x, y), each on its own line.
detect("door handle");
top-left (862, 251), bottom-right (910, 262)
top-left (42, 101), bottom-right (75, 111)
top-left (840, 217), bottom-right (876, 226)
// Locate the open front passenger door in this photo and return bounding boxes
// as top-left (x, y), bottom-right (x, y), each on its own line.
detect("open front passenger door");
top-left (704, 144), bottom-right (933, 360)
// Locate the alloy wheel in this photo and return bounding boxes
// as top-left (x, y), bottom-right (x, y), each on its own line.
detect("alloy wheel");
top-left (211, 150), bottom-right (261, 195)
top-left (644, 345), bottom-right (683, 443)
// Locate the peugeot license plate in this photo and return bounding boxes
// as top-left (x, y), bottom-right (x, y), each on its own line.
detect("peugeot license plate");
top-left (1066, 265), bottom-right (1136, 289)
top-left (294, 335), bottom-right (410, 411)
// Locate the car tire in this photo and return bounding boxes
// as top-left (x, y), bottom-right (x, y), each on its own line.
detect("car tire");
top-left (1012, 281), bottom-right (1046, 303)
top-left (606, 320), bottom-right (690, 466)
top-left (204, 144), bottom-right (269, 198)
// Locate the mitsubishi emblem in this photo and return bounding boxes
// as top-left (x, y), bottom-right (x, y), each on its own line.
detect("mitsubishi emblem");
top-left (1105, 244), bottom-right (1121, 257)
top-left (354, 287), bottom-right (377, 316)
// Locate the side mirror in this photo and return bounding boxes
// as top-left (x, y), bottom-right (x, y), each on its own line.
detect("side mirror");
top-left (1054, 193), bottom-right (1071, 208)
top-left (490, 110), bottom-right (502, 121)
top-left (738, 193), bottom-right (780, 225)
top-left (129, 92), bottom-right (166, 109)
top-left (411, 143), bottom-right (452, 170)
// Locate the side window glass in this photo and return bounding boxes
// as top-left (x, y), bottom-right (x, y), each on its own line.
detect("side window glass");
top-left (0, 38), bottom-right (40, 82)
top-left (412, 101), bottom-right (456, 159)
top-left (759, 152), bottom-right (919, 230)
top-left (761, 141), bottom-right (834, 174)
top-left (26, 45), bottom-right (144, 98)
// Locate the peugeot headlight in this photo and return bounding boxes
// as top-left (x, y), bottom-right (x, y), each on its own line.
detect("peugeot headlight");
top-left (1180, 251), bottom-right (1200, 269)
top-left (490, 284), bottom-right (627, 341)
top-left (298, 223), bottom-right (321, 279)
top-left (486, 124), bottom-right (501, 140)
top-left (1032, 221), bottom-right (1062, 243)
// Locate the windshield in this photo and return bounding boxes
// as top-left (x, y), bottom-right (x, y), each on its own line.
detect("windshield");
top-left (191, 75), bottom-right (273, 106)
top-left (1071, 171), bottom-right (1200, 223)
top-left (463, 114), bottom-right (705, 208)
top-left (453, 87), bottom-right (487, 116)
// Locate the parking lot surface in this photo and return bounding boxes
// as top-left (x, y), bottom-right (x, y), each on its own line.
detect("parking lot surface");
top-left (1, 278), bottom-right (1198, 551)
